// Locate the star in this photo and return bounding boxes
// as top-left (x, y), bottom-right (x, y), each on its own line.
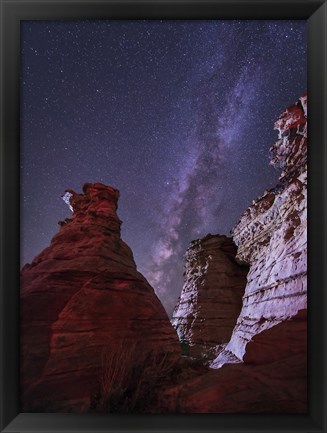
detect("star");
top-left (21, 20), bottom-right (307, 315)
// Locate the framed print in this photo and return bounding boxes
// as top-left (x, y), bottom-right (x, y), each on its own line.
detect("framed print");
top-left (0, 0), bottom-right (326, 432)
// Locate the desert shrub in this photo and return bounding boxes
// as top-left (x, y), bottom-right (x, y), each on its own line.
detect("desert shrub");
top-left (90, 340), bottom-right (178, 413)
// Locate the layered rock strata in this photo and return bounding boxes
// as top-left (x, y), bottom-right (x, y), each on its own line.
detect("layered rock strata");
top-left (20, 182), bottom-right (180, 412)
top-left (211, 94), bottom-right (307, 368)
top-left (171, 234), bottom-right (248, 359)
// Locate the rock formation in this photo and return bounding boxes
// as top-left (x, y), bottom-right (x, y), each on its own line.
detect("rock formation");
top-left (163, 94), bottom-right (308, 413)
top-left (20, 93), bottom-right (307, 414)
top-left (20, 182), bottom-right (180, 412)
top-left (171, 235), bottom-right (248, 360)
top-left (211, 93), bottom-right (307, 368)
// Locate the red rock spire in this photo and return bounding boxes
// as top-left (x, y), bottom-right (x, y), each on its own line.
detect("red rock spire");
top-left (20, 182), bottom-right (180, 412)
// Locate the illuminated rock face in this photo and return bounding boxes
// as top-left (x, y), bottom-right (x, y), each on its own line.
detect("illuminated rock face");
top-left (171, 235), bottom-right (248, 360)
top-left (166, 96), bottom-right (307, 413)
top-left (211, 94), bottom-right (307, 368)
top-left (20, 182), bottom-right (180, 412)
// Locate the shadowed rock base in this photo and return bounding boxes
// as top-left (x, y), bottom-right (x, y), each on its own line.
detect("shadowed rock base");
top-left (165, 310), bottom-right (306, 413)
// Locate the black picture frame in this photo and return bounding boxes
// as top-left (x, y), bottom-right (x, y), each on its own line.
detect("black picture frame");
top-left (1, 0), bottom-right (326, 432)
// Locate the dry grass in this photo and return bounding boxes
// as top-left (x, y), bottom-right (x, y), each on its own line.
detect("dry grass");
top-left (91, 340), bottom-right (177, 413)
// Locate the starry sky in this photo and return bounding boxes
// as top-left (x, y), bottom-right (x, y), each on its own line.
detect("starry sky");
top-left (20, 20), bottom-right (307, 316)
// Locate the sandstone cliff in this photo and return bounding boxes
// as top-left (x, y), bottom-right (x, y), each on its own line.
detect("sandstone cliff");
top-left (171, 235), bottom-right (248, 360)
top-left (167, 95), bottom-right (307, 413)
top-left (211, 94), bottom-right (307, 368)
top-left (20, 182), bottom-right (180, 412)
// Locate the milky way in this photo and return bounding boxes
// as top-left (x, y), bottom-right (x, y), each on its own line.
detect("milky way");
top-left (21, 20), bottom-right (307, 315)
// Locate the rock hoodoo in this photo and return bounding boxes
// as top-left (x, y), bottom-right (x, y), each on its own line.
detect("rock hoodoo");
top-left (20, 182), bottom-right (180, 412)
top-left (171, 235), bottom-right (248, 360)
top-left (211, 94), bottom-right (307, 368)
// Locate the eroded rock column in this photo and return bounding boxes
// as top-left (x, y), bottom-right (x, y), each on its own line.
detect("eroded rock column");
top-left (21, 182), bottom-right (180, 412)
top-left (211, 94), bottom-right (307, 368)
top-left (172, 234), bottom-right (248, 360)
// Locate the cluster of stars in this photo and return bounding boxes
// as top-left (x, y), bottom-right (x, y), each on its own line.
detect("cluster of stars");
top-left (21, 20), bottom-right (306, 315)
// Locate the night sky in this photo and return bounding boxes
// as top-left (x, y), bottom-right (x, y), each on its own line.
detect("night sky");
top-left (21, 20), bottom-right (307, 315)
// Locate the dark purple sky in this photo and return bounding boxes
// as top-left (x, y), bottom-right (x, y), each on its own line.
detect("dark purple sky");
top-left (21, 20), bottom-right (307, 315)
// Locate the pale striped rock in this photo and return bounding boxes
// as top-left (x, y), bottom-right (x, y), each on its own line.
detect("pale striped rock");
top-left (211, 94), bottom-right (307, 368)
top-left (171, 234), bottom-right (248, 360)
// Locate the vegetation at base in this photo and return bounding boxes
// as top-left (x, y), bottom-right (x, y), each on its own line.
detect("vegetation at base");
top-left (90, 341), bottom-right (178, 413)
